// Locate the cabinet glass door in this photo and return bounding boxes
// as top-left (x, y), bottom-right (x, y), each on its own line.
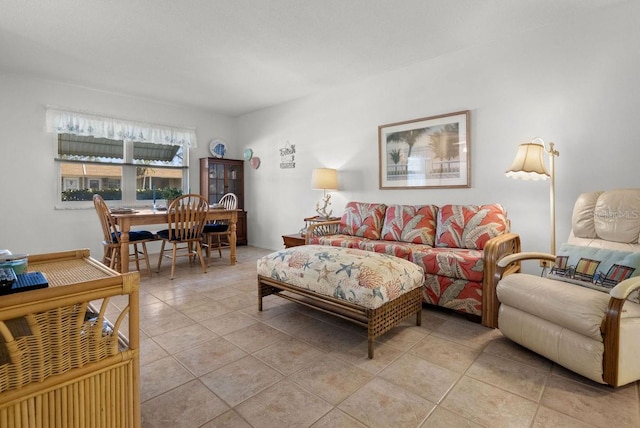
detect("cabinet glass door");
top-left (228, 165), bottom-right (241, 198)
top-left (208, 164), bottom-right (225, 204)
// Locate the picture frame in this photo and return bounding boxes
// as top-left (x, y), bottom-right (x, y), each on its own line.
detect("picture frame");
top-left (378, 110), bottom-right (470, 189)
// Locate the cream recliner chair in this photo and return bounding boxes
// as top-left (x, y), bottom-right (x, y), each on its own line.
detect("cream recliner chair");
top-left (495, 189), bottom-right (640, 387)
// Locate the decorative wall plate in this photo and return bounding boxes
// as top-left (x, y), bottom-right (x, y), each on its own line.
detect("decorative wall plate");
top-left (243, 148), bottom-right (253, 161)
top-left (250, 157), bottom-right (261, 169)
top-left (209, 139), bottom-right (227, 158)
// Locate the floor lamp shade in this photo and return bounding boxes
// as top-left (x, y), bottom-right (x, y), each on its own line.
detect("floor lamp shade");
top-left (505, 138), bottom-right (559, 255)
top-left (505, 143), bottom-right (549, 180)
top-left (311, 168), bottom-right (338, 190)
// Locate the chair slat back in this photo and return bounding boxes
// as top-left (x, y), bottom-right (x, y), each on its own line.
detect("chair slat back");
top-left (167, 194), bottom-right (209, 240)
top-left (93, 195), bottom-right (120, 244)
top-left (219, 193), bottom-right (238, 210)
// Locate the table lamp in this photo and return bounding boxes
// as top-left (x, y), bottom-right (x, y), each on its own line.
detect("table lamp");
top-left (505, 137), bottom-right (560, 255)
top-left (311, 168), bottom-right (338, 219)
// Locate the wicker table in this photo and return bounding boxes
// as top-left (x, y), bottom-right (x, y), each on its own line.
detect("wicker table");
top-left (0, 249), bottom-right (140, 428)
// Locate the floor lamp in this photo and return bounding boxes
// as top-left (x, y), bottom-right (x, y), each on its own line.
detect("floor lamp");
top-left (311, 168), bottom-right (338, 219)
top-left (505, 137), bottom-right (560, 258)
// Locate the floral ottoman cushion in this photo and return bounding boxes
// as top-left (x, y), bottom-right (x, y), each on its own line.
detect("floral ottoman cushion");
top-left (256, 245), bottom-right (424, 309)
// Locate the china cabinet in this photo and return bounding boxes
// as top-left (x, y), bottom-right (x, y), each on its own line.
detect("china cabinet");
top-left (199, 157), bottom-right (247, 245)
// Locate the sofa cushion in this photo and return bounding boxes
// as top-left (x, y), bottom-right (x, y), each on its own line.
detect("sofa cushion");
top-left (310, 234), bottom-right (368, 249)
top-left (357, 239), bottom-right (415, 260)
top-left (338, 202), bottom-right (387, 240)
top-left (381, 204), bottom-right (438, 245)
top-left (410, 247), bottom-right (485, 282)
top-left (435, 204), bottom-right (507, 249)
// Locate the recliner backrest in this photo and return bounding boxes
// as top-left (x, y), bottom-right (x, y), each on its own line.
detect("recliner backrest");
top-left (569, 189), bottom-right (640, 251)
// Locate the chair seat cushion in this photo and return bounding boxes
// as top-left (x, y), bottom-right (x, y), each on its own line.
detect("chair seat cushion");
top-left (203, 223), bottom-right (229, 233)
top-left (129, 230), bottom-right (155, 241)
top-left (112, 230), bottom-right (155, 242)
top-left (158, 229), bottom-right (194, 241)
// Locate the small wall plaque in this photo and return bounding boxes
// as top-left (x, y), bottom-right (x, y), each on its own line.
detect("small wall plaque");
top-left (279, 141), bottom-right (296, 169)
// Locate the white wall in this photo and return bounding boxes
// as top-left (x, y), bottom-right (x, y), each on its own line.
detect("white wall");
top-left (0, 76), bottom-right (234, 257)
top-left (237, 1), bottom-right (640, 270)
top-left (1, 2), bottom-right (639, 269)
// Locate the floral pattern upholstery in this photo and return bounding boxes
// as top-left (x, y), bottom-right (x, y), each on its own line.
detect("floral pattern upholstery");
top-left (435, 204), bottom-right (507, 250)
top-left (381, 204), bottom-right (438, 245)
top-left (256, 245), bottom-right (424, 309)
top-left (338, 202), bottom-right (387, 239)
top-left (357, 240), bottom-right (414, 260)
top-left (411, 247), bottom-right (485, 283)
top-left (310, 234), bottom-right (367, 248)
top-left (307, 201), bottom-right (511, 318)
top-left (422, 275), bottom-right (482, 316)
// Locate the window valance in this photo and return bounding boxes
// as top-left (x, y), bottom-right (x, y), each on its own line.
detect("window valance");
top-left (45, 107), bottom-right (197, 147)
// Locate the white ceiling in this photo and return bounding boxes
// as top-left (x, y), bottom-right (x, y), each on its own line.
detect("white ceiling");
top-left (0, 0), bottom-right (626, 117)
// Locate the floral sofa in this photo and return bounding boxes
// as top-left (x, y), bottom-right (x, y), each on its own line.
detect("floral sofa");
top-left (306, 201), bottom-right (521, 326)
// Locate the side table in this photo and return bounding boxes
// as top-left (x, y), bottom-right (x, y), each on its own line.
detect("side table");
top-left (282, 233), bottom-right (306, 248)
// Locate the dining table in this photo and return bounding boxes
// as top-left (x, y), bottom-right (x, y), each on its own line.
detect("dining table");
top-left (111, 208), bottom-right (239, 273)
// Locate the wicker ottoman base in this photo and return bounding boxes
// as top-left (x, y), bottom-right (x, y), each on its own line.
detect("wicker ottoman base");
top-left (256, 246), bottom-right (424, 358)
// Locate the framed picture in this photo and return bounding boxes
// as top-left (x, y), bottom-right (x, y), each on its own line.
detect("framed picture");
top-left (378, 110), bottom-right (470, 189)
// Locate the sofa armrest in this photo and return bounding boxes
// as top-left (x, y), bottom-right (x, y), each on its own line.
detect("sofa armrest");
top-left (305, 220), bottom-right (341, 244)
top-left (481, 233), bottom-right (521, 328)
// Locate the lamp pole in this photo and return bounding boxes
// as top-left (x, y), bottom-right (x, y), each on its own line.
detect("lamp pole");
top-left (547, 142), bottom-right (559, 255)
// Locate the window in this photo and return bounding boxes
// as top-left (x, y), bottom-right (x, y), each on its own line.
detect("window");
top-left (57, 134), bottom-right (187, 203)
top-left (46, 108), bottom-right (197, 207)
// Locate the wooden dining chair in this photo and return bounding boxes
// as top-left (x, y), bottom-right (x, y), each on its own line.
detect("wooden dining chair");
top-left (92, 194), bottom-right (155, 275)
top-left (203, 192), bottom-right (237, 262)
top-left (156, 193), bottom-right (209, 279)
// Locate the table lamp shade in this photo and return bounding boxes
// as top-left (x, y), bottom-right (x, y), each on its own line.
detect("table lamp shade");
top-left (311, 168), bottom-right (338, 190)
top-left (505, 143), bottom-right (549, 181)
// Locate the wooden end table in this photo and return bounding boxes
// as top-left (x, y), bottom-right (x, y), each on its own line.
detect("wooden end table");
top-left (282, 233), bottom-right (306, 248)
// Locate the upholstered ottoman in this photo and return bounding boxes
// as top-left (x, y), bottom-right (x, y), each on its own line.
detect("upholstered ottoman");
top-left (257, 245), bottom-right (424, 358)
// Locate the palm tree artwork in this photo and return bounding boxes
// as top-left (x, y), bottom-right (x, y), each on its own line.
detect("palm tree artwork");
top-left (428, 123), bottom-right (460, 177)
top-left (386, 129), bottom-right (425, 159)
top-left (386, 129), bottom-right (426, 179)
top-left (385, 123), bottom-right (461, 181)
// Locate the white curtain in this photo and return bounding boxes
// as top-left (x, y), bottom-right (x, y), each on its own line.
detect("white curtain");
top-left (45, 107), bottom-right (197, 147)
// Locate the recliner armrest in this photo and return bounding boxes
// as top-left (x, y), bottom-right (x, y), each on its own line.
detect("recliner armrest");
top-left (497, 252), bottom-right (556, 268)
top-left (610, 276), bottom-right (640, 300)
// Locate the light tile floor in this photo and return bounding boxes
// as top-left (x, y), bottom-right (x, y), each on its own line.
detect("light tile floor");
top-left (123, 246), bottom-right (639, 427)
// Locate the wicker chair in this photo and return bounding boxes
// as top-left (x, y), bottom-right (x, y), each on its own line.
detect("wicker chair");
top-left (203, 192), bottom-right (237, 261)
top-left (156, 194), bottom-right (209, 279)
top-left (92, 194), bottom-right (155, 275)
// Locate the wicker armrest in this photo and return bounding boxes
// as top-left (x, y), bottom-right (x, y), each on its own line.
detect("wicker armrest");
top-left (481, 233), bottom-right (522, 328)
top-left (305, 220), bottom-right (341, 244)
